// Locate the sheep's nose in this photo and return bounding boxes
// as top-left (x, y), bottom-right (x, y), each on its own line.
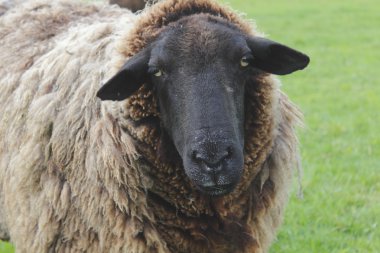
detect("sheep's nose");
top-left (190, 146), bottom-right (233, 174)
top-left (191, 147), bottom-right (232, 169)
top-left (184, 141), bottom-right (244, 196)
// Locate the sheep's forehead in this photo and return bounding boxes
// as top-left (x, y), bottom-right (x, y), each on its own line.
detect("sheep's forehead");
top-left (160, 16), bottom-right (246, 63)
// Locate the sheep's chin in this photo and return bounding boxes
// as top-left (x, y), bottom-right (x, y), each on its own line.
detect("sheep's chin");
top-left (195, 183), bottom-right (236, 196)
top-left (186, 171), bottom-right (240, 197)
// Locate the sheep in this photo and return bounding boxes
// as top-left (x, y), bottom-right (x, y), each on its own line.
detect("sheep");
top-left (0, 0), bottom-right (309, 252)
top-left (109, 0), bottom-right (146, 12)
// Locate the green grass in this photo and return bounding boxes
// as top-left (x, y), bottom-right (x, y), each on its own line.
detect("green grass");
top-left (1, 0), bottom-right (379, 252)
top-left (0, 242), bottom-right (13, 253)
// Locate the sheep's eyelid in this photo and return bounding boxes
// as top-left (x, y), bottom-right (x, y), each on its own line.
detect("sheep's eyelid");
top-left (241, 53), bottom-right (254, 61)
top-left (148, 66), bottom-right (161, 74)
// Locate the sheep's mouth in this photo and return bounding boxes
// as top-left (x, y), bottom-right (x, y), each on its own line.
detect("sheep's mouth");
top-left (196, 183), bottom-right (235, 196)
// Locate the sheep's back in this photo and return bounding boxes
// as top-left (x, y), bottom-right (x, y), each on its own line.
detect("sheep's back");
top-left (0, 0), bottom-right (136, 249)
top-left (0, 1), bottom-right (133, 171)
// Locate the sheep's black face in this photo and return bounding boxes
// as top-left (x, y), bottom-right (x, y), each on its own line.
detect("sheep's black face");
top-left (148, 18), bottom-right (249, 195)
top-left (97, 14), bottom-right (310, 196)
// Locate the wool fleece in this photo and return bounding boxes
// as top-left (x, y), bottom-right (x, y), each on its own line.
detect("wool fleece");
top-left (0, 0), bottom-right (303, 252)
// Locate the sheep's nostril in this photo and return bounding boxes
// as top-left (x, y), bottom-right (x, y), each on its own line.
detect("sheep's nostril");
top-left (215, 147), bottom-right (233, 162)
top-left (226, 146), bottom-right (233, 159)
top-left (191, 150), bottom-right (202, 162)
top-left (211, 148), bottom-right (230, 166)
top-left (190, 146), bottom-right (234, 167)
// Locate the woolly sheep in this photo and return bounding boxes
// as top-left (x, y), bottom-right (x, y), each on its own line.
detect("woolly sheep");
top-left (0, 0), bottom-right (309, 252)
top-left (109, 0), bottom-right (146, 12)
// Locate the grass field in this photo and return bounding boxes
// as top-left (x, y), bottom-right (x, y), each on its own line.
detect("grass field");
top-left (1, 0), bottom-right (379, 252)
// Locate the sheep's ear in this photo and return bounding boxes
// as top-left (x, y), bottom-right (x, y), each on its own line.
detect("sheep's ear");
top-left (246, 36), bottom-right (310, 75)
top-left (97, 47), bottom-right (150, 101)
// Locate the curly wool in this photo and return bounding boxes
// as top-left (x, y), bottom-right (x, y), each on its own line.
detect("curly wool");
top-left (0, 0), bottom-right (302, 253)
top-left (0, 0), bottom-right (17, 15)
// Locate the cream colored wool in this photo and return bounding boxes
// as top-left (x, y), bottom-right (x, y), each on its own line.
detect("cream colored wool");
top-left (0, 0), bottom-right (302, 252)
top-left (0, 0), bottom-right (18, 15)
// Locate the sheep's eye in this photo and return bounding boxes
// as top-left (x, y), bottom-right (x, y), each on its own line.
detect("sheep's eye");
top-left (148, 67), bottom-right (163, 77)
top-left (240, 55), bottom-right (253, 67)
top-left (154, 69), bottom-right (162, 77)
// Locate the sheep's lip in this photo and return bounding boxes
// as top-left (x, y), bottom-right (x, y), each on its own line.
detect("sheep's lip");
top-left (197, 183), bottom-right (235, 196)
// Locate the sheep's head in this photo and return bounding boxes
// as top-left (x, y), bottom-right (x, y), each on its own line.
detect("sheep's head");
top-left (97, 14), bottom-right (309, 196)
